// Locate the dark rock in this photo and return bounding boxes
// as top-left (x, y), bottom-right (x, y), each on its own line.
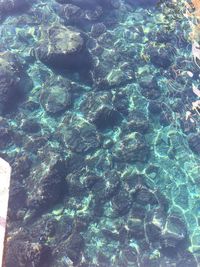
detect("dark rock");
top-left (159, 109), bottom-right (173, 126)
top-left (134, 188), bottom-right (158, 206)
top-left (80, 91), bottom-right (122, 129)
top-left (0, 117), bottom-right (13, 149)
top-left (112, 90), bottom-right (129, 116)
top-left (130, 203), bottom-right (146, 220)
top-left (91, 23), bottom-right (107, 37)
top-left (25, 136), bottom-right (48, 154)
top-left (26, 154), bottom-right (67, 213)
top-left (101, 229), bottom-right (119, 241)
top-left (65, 153), bottom-right (85, 174)
top-left (117, 246), bottom-right (138, 267)
top-left (0, 52), bottom-right (32, 114)
top-left (84, 173), bottom-right (102, 190)
top-left (139, 76), bottom-right (161, 100)
top-left (111, 189), bottom-right (132, 215)
top-left (8, 180), bottom-right (27, 220)
top-left (23, 100), bottom-right (40, 111)
top-left (57, 113), bottom-right (101, 153)
top-left (149, 48), bottom-right (173, 69)
top-left (113, 132), bottom-right (150, 163)
top-left (145, 209), bottom-right (166, 243)
top-left (127, 218), bottom-right (145, 240)
top-left (5, 238), bottom-right (51, 267)
top-left (21, 119), bottom-right (41, 133)
top-left (65, 171), bottom-right (85, 196)
top-left (177, 251), bottom-right (198, 267)
top-left (40, 76), bottom-right (72, 114)
top-left (126, 0), bottom-right (158, 7)
top-left (55, 0), bottom-right (100, 9)
top-left (127, 110), bottom-right (149, 133)
top-left (90, 172), bottom-right (120, 203)
top-left (148, 101), bottom-right (162, 114)
top-left (161, 214), bottom-right (187, 249)
top-left (180, 118), bottom-right (197, 135)
top-left (35, 25), bottom-right (92, 72)
top-left (56, 3), bottom-right (103, 27)
top-left (55, 232), bottom-right (84, 265)
top-left (188, 133), bottom-right (200, 155)
top-left (10, 154), bottom-right (32, 181)
top-left (0, 0), bottom-right (30, 19)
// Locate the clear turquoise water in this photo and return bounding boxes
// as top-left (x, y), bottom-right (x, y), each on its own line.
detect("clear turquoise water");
top-left (1, 0), bottom-right (200, 266)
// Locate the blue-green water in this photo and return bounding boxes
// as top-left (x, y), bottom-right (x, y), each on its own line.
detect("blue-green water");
top-left (1, 0), bottom-right (200, 266)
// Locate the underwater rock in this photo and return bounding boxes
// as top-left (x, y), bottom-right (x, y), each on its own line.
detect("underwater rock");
top-left (40, 76), bottom-right (72, 114)
top-left (57, 3), bottom-right (103, 26)
top-left (126, 0), bottom-right (158, 7)
top-left (53, 232), bottom-right (84, 265)
top-left (57, 113), bottom-right (101, 153)
top-left (161, 214), bottom-right (187, 249)
top-left (127, 110), bottom-right (149, 133)
top-left (127, 217), bottom-right (145, 240)
top-left (89, 171), bottom-right (120, 203)
top-left (91, 23), bottom-right (107, 38)
top-left (113, 132), bottom-right (150, 163)
top-left (65, 171), bottom-right (86, 197)
top-left (149, 48), bottom-right (173, 69)
top-left (55, 0), bottom-right (119, 10)
top-left (8, 180), bottom-right (27, 220)
top-left (26, 153), bottom-right (66, 213)
top-left (25, 136), bottom-right (48, 154)
top-left (180, 117), bottom-right (197, 135)
top-left (10, 154), bottom-right (32, 181)
top-left (0, 117), bottom-right (13, 149)
top-left (5, 238), bottom-right (51, 267)
top-left (139, 75), bottom-right (161, 100)
top-left (124, 173), bottom-right (149, 193)
top-left (148, 100), bottom-right (162, 114)
top-left (35, 25), bottom-right (92, 72)
top-left (55, 0), bottom-right (101, 9)
top-left (111, 188), bottom-right (132, 216)
top-left (117, 246), bottom-right (138, 267)
top-left (188, 133), bottom-right (200, 155)
top-left (0, 52), bottom-right (32, 114)
top-left (21, 119), bottom-right (41, 133)
top-left (145, 209), bottom-right (166, 243)
top-left (80, 91), bottom-right (122, 129)
top-left (159, 109), bottom-right (173, 126)
top-left (0, 0), bottom-right (30, 19)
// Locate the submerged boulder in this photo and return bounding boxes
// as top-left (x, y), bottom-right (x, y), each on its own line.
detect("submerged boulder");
top-left (40, 76), bottom-right (72, 114)
top-left (80, 91), bottom-right (122, 129)
top-left (113, 132), bottom-right (150, 163)
top-left (26, 152), bottom-right (66, 213)
top-left (57, 113), bottom-right (101, 153)
top-left (35, 25), bottom-right (92, 72)
top-left (188, 133), bottom-right (200, 155)
top-left (0, 52), bottom-right (32, 114)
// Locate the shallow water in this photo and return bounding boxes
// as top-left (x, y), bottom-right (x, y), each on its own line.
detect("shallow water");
top-left (1, 0), bottom-right (200, 266)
